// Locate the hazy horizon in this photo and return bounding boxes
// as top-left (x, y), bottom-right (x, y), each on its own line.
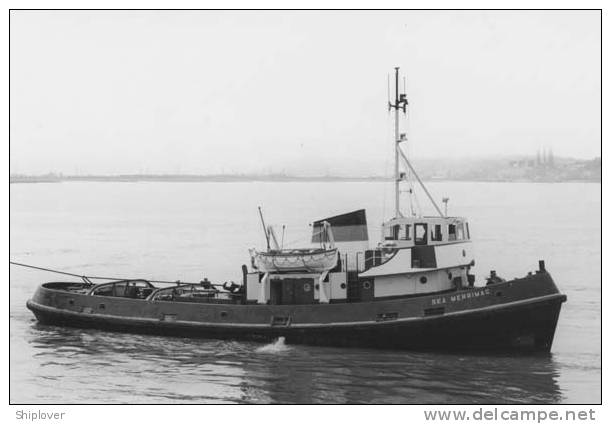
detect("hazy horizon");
top-left (9, 152), bottom-right (601, 178)
top-left (10, 11), bottom-right (601, 176)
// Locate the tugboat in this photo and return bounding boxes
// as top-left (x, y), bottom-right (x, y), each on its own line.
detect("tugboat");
top-left (25, 67), bottom-right (566, 352)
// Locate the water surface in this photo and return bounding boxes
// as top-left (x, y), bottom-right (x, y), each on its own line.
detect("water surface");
top-left (10, 181), bottom-right (601, 403)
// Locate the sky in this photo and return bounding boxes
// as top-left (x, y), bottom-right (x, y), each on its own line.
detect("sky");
top-left (9, 10), bottom-right (601, 176)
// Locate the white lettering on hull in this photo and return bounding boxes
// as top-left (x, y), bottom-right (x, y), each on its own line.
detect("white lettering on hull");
top-left (431, 288), bottom-right (491, 305)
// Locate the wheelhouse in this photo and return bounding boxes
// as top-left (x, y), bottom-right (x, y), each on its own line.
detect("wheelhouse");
top-left (381, 216), bottom-right (471, 248)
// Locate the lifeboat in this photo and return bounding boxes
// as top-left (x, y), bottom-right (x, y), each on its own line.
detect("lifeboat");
top-left (251, 248), bottom-right (338, 273)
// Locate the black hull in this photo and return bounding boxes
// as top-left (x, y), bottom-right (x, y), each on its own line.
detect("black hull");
top-left (27, 271), bottom-right (566, 352)
top-left (29, 295), bottom-right (563, 352)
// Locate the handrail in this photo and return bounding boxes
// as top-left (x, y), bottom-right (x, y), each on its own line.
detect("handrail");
top-left (87, 279), bottom-right (154, 296)
top-left (146, 282), bottom-right (242, 302)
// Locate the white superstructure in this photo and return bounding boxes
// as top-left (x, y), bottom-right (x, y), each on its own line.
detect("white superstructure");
top-left (248, 67), bottom-right (477, 305)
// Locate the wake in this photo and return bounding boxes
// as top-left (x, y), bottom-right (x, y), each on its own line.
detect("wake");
top-left (256, 337), bottom-right (290, 353)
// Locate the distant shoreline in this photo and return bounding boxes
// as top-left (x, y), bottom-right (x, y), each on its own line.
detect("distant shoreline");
top-left (9, 174), bottom-right (601, 184)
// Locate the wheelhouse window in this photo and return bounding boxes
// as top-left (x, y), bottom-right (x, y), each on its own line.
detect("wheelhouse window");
top-left (456, 223), bottom-right (465, 240)
top-left (414, 223), bottom-right (428, 245)
top-left (448, 224), bottom-right (456, 241)
top-left (466, 222), bottom-right (470, 239)
top-left (397, 224), bottom-right (412, 241)
top-left (393, 225), bottom-right (400, 240)
top-left (431, 224), bottom-right (442, 241)
top-left (384, 225), bottom-right (399, 240)
top-left (384, 225), bottom-right (392, 240)
top-left (398, 225), bottom-right (406, 240)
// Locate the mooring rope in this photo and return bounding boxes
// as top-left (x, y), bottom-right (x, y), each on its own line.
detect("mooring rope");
top-left (9, 261), bottom-right (190, 285)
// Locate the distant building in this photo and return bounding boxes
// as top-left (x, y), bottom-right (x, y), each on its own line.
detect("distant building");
top-left (547, 149), bottom-right (554, 168)
top-left (534, 148), bottom-right (554, 169)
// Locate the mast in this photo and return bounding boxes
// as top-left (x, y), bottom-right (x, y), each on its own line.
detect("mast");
top-left (388, 67), bottom-right (444, 218)
top-left (389, 67), bottom-right (408, 218)
top-left (258, 206), bottom-right (271, 251)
